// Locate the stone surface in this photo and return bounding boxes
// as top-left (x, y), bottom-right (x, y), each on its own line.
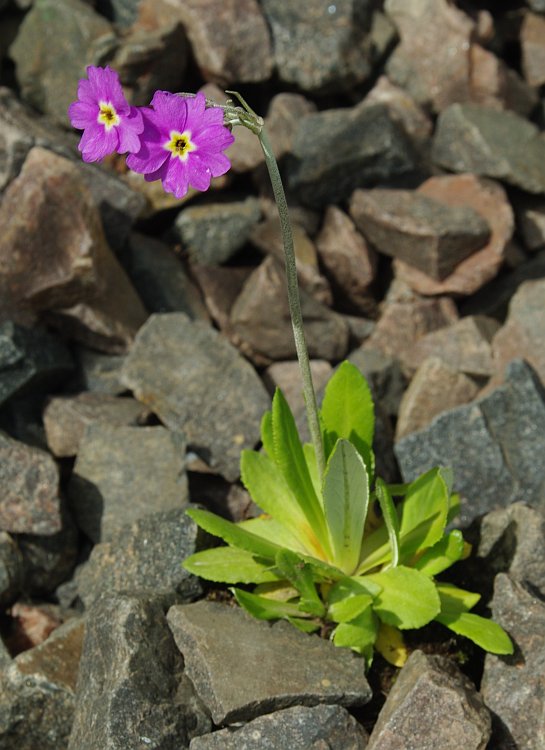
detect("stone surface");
top-left (350, 189), bottom-right (490, 281)
top-left (43, 392), bottom-right (150, 458)
top-left (287, 102), bottom-right (418, 209)
top-left (69, 593), bottom-right (211, 750)
top-left (230, 256), bottom-right (349, 364)
top-left (0, 321), bottom-right (73, 408)
top-left (395, 359), bottom-right (545, 525)
top-left (167, 600), bottom-right (371, 725)
top-left (264, 92), bottom-right (318, 162)
top-left (316, 206), bottom-right (377, 316)
top-left (491, 278), bottom-right (545, 386)
top-left (432, 104), bottom-right (545, 194)
top-left (0, 531), bottom-right (23, 607)
top-left (74, 348), bottom-right (127, 396)
top-left (174, 0), bottom-right (272, 85)
top-left (5, 602), bottom-right (65, 653)
top-left (521, 12), bottom-right (545, 87)
top-left (75, 507), bottom-right (204, 608)
top-left (69, 424), bottom-right (188, 542)
top-left (263, 360), bottom-right (332, 421)
top-left (348, 347), bottom-right (407, 418)
top-left (95, 0), bottom-right (140, 26)
top-left (0, 431), bottom-right (62, 535)
top-left (403, 315), bottom-right (500, 377)
top-left (481, 574), bottom-right (545, 750)
top-left (0, 617), bottom-right (84, 750)
top-left (190, 264), bottom-right (253, 333)
top-left (515, 197), bottom-right (545, 251)
top-left (190, 704), bottom-right (369, 749)
top-left (396, 357), bottom-right (479, 440)
top-left (469, 43), bottom-right (538, 117)
top-left (121, 313), bottom-right (270, 481)
top-left (367, 650), bottom-right (491, 750)
top-left (396, 174), bottom-right (514, 296)
top-left (175, 198), bottom-right (261, 266)
top-left (261, 0), bottom-right (374, 92)
top-left (10, 0), bottom-right (115, 125)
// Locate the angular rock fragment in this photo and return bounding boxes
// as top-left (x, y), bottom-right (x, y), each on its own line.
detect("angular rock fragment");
top-left (69, 424), bottom-right (188, 542)
top-left (167, 600), bottom-right (371, 725)
top-left (469, 43), bottom-right (538, 117)
top-left (190, 264), bottom-right (253, 333)
top-left (515, 197), bottom-right (545, 251)
top-left (0, 532), bottom-right (23, 607)
top-left (350, 189), bottom-right (490, 281)
top-left (121, 313), bottom-right (270, 481)
top-left (521, 12), bottom-right (545, 87)
top-left (264, 92), bottom-right (317, 161)
top-left (367, 650), bottom-right (491, 750)
top-left (74, 348), bottom-right (127, 396)
top-left (263, 360), bottom-right (332, 421)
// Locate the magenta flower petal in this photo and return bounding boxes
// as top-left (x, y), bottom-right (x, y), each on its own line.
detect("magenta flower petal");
top-left (117, 107), bottom-right (144, 154)
top-left (162, 158), bottom-right (190, 200)
top-left (79, 121), bottom-right (119, 163)
top-left (68, 100), bottom-right (97, 130)
top-left (126, 111), bottom-right (170, 174)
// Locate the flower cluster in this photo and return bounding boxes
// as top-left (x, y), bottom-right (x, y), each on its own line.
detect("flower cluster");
top-left (68, 66), bottom-right (235, 199)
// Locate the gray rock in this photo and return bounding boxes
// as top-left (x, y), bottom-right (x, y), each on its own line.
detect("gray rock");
top-left (190, 264), bottom-right (253, 333)
top-left (75, 507), bottom-right (204, 609)
top-left (287, 103), bottom-right (419, 209)
top-left (74, 347), bottom-right (127, 396)
top-left (167, 600), bottom-right (372, 725)
top-left (521, 11), bottom-right (545, 87)
top-left (432, 104), bottom-right (545, 194)
top-left (121, 313), bottom-right (270, 481)
top-left (174, 198), bottom-right (261, 266)
top-left (95, 0), bottom-right (140, 26)
top-left (0, 617), bottom-right (84, 750)
top-left (69, 424), bottom-right (188, 543)
top-left (10, 0), bottom-right (116, 125)
top-left (0, 431), bottom-right (62, 535)
top-left (0, 532), bottom-right (23, 607)
top-left (481, 574), bottom-right (545, 750)
top-left (261, 0), bottom-right (374, 92)
top-left (349, 189), bottom-right (490, 282)
top-left (515, 196), bottom-right (545, 251)
top-left (0, 321), bottom-right (73, 408)
top-left (367, 650), bottom-right (491, 750)
top-left (395, 360), bottom-right (545, 525)
top-left (190, 704), bottom-right (369, 749)
top-left (348, 346), bottom-right (407, 418)
top-left (69, 594), bottom-right (211, 750)
top-left (528, 0), bottom-right (545, 12)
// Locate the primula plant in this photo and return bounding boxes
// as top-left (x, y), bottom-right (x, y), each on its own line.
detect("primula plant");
top-left (69, 67), bottom-right (513, 668)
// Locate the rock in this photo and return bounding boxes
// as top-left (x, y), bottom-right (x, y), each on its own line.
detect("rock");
top-left (396, 357), bottom-right (480, 440)
top-left (469, 43), bottom-right (538, 117)
top-left (0, 148), bottom-right (147, 351)
top-left (477, 503), bottom-right (545, 597)
top-left (347, 347), bottom-right (407, 418)
top-left (350, 189), bottom-right (490, 282)
top-left (74, 348), bottom-right (127, 396)
top-left (316, 206), bottom-right (377, 316)
top-left (264, 93), bottom-right (317, 162)
top-left (262, 360), bottom-right (332, 420)
top-left (403, 315), bottom-right (500, 377)
top-left (0, 431), bottom-right (62, 535)
top-left (5, 602), bottom-right (65, 653)
top-left (9, 0), bottom-right (115, 125)
top-left (174, 198), bottom-right (261, 266)
top-left (260, 0), bottom-right (374, 92)
top-left (491, 278), bottom-right (545, 386)
top-left (75, 507), bottom-right (204, 609)
top-left (396, 174), bottom-right (514, 296)
top-left (521, 12), bottom-right (545, 86)
top-left (166, 600), bottom-right (372, 725)
top-left (230, 256), bottom-right (349, 364)
top-left (190, 264), bottom-right (253, 333)
top-left (367, 650), bottom-right (491, 750)
top-left (515, 197), bottom-right (545, 251)
top-left (43, 392), bottom-right (151, 457)
top-left (481, 574), bottom-right (545, 750)
top-left (287, 102), bottom-right (419, 209)
top-left (190, 704), bottom-right (369, 749)
top-left (121, 313), bottom-right (270, 481)
top-left (68, 593), bottom-right (211, 750)
top-left (0, 321), bottom-right (73, 408)
top-left (0, 617), bottom-right (84, 750)
top-left (174, 0), bottom-right (273, 85)
top-left (528, 0), bottom-right (545, 12)
top-left (69, 424), bottom-right (188, 543)
top-left (0, 532), bottom-right (23, 607)
top-left (395, 359), bottom-right (545, 526)
top-left (432, 104), bottom-right (545, 194)
top-left (95, 0), bottom-right (140, 26)
top-left (385, 0), bottom-right (474, 112)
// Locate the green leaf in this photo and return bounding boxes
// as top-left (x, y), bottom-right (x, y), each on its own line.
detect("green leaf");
top-left (260, 410), bottom-right (274, 457)
top-left (328, 593), bottom-right (373, 624)
top-left (239, 516), bottom-right (306, 553)
top-left (375, 478), bottom-right (400, 568)
top-left (414, 531), bottom-right (465, 576)
top-left (186, 508), bottom-right (280, 560)
top-left (303, 443), bottom-right (321, 502)
top-left (232, 588), bottom-right (315, 620)
top-left (365, 566), bottom-right (441, 629)
top-left (275, 549), bottom-right (325, 617)
top-left (271, 388), bottom-right (330, 556)
top-left (240, 450), bottom-right (324, 557)
top-left (182, 546), bottom-right (280, 584)
top-left (320, 361), bottom-right (374, 467)
top-left (436, 612), bottom-right (513, 655)
top-left (287, 617), bottom-right (321, 633)
top-left (332, 605), bottom-right (378, 662)
top-left (397, 467), bottom-right (452, 561)
top-left (437, 582), bottom-right (481, 614)
top-left (323, 439), bottom-right (369, 575)
top-left (327, 575), bottom-right (382, 604)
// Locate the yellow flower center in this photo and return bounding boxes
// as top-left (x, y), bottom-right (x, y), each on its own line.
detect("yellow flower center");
top-left (165, 130), bottom-right (196, 161)
top-left (97, 102), bottom-right (120, 130)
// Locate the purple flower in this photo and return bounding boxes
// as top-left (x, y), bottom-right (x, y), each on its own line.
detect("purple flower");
top-left (126, 91), bottom-right (235, 199)
top-left (68, 66), bottom-right (144, 163)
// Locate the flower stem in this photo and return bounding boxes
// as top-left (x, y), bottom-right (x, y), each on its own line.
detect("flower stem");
top-left (257, 127), bottom-right (326, 479)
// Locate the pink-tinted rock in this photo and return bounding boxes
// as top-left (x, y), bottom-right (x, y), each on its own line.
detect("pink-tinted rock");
top-left (395, 174), bottom-right (514, 296)
top-left (521, 12), bottom-right (545, 87)
top-left (190, 264), bottom-right (254, 334)
top-left (315, 206), bottom-right (377, 316)
top-left (469, 44), bottom-right (538, 117)
top-left (7, 602), bottom-right (64, 654)
top-left (262, 360), bottom-right (332, 420)
top-left (265, 93), bottom-right (317, 161)
top-left (363, 75), bottom-right (433, 149)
